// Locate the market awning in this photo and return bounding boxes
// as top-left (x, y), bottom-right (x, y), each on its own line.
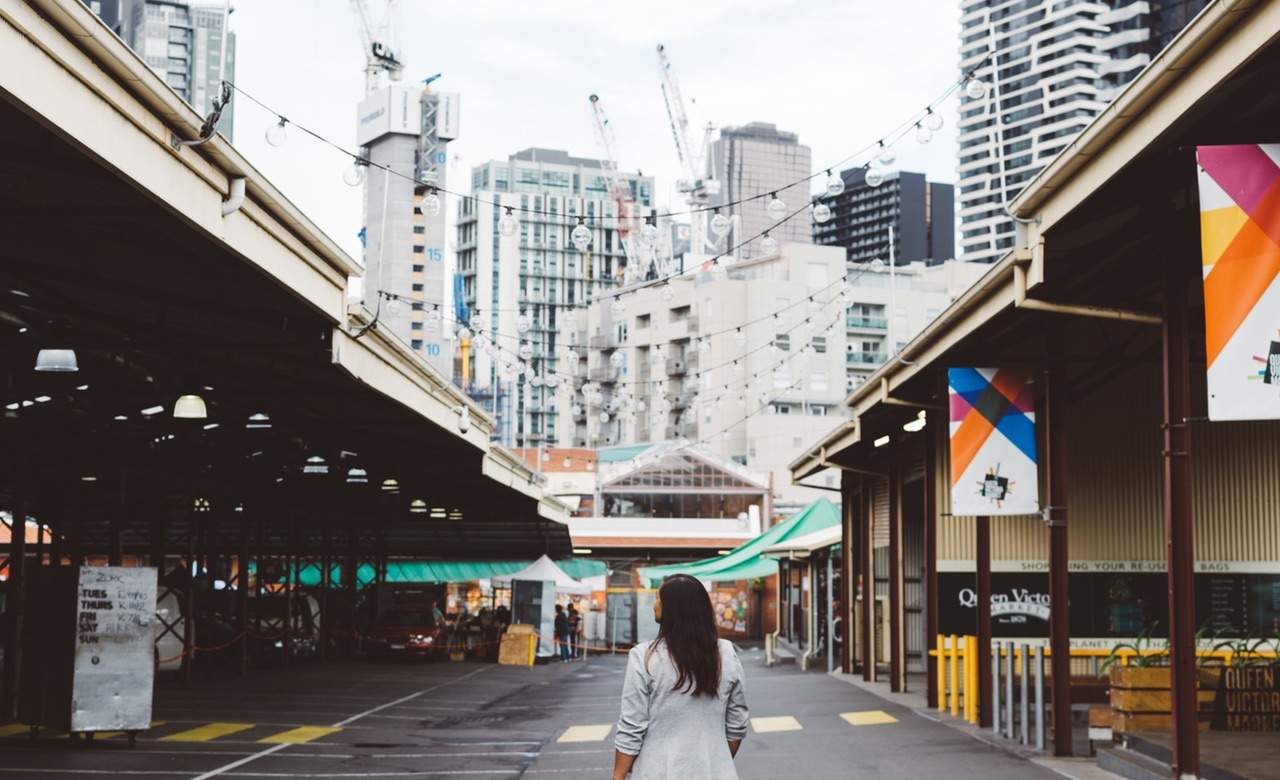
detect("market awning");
top-left (637, 498), bottom-right (840, 587)
top-left (762, 525), bottom-right (841, 558)
top-left (279, 558), bottom-right (607, 586)
top-left (491, 555), bottom-right (592, 595)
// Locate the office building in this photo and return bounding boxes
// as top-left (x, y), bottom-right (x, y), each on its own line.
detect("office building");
top-left (104, 0), bottom-right (235, 139)
top-left (356, 86), bottom-right (459, 378)
top-left (553, 242), bottom-right (848, 503)
top-left (709, 123), bottom-right (812, 260)
top-left (957, 0), bottom-right (1209, 263)
top-left (843, 259), bottom-right (988, 390)
top-left (813, 168), bottom-right (955, 266)
top-left (456, 148), bottom-right (655, 447)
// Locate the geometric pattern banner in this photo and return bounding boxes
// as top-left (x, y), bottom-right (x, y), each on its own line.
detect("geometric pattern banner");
top-left (1197, 144), bottom-right (1280, 421)
top-left (948, 367), bottom-right (1039, 516)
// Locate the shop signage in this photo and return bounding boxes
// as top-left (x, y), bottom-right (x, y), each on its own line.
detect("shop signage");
top-left (958, 586), bottom-right (1051, 621)
top-left (947, 368), bottom-right (1039, 516)
top-left (1211, 667), bottom-right (1280, 732)
top-left (1196, 144), bottom-right (1280, 421)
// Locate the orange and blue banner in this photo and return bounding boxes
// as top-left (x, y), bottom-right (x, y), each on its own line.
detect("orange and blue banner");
top-left (948, 368), bottom-right (1038, 516)
top-left (1196, 145), bottom-right (1280, 420)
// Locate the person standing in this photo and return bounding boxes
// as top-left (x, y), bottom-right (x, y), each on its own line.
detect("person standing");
top-left (567, 604), bottom-right (583, 660)
top-left (554, 603), bottom-right (571, 663)
top-left (613, 574), bottom-right (749, 779)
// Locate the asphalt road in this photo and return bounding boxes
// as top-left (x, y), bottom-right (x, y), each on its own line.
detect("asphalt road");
top-left (0, 645), bottom-right (1057, 778)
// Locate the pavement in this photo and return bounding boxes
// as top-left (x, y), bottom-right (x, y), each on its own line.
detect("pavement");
top-left (0, 645), bottom-right (1061, 778)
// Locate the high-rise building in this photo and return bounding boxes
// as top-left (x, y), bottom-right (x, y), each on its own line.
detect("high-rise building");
top-left (356, 86), bottom-right (459, 378)
top-left (709, 123), bottom-right (812, 260)
top-left (957, 0), bottom-right (1209, 263)
top-left (456, 148), bottom-right (654, 448)
top-left (813, 169), bottom-right (955, 266)
top-left (107, 0), bottom-right (235, 139)
top-left (554, 243), bottom-right (849, 503)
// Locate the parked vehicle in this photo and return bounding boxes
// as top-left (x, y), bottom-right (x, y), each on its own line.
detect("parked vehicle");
top-left (367, 607), bottom-right (443, 660)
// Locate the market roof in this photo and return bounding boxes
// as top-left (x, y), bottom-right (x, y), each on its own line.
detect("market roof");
top-left (286, 558), bottom-right (606, 587)
top-left (636, 498), bottom-right (840, 587)
top-left (599, 441), bottom-right (768, 493)
top-left (762, 524), bottom-right (841, 557)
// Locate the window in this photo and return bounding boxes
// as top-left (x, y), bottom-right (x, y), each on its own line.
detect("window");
top-left (812, 406), bottom-right (827, 416)
top-left (773, 334), bottom-right (791, 351)
top-left (413, 226), bottom-right (425, 235)
top-left (411, 339), bottom-right (423, 349)
top-left (412, 264), bottom-right (424, 273)
top-left (411, 322), bottom-right (423, 331)
top-left (413, 246), bottom-right (425, 254)
top-left (412, 283), bottom-right (424, 292)
top-left (812, 336), bottom-right (827, 354)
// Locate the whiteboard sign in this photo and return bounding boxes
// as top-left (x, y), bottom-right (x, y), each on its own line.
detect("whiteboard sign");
top-left (70, 567), bottom-right (157, 732)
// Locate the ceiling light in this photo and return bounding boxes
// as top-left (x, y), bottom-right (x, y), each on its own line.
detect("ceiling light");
top-left (572, 548), bottom-right (593, 555)
top-left (903, 410), bottom-right (927, 433)
top-left (303, 455), bottom-right (329, 475)
top-left (717, 550), bottom-right (731, 555)
top-left (4, 403), bottom-right (18, 411)
top-left (10, 289), bottom-right (30, 298)
top-left (409, 499), bottom-right (428, 514)
top-left (346, 467), bottom-right (368, 484)
top-left (76, 384), bottom-right (89, 391)
top-left (34, 349), bottom-right (78, 373)
top-left (873, 435), bottom-right (891, 448)
top-left (246, 412), bottom-right (271, 429)
top-left (203, 422), bottom-right (219, 430)
top-left (173, 394), bottom-right (207, 419)
top-left (80, 475), bottom-right (97, 482)
top-left (33, 396), bottom-right (51, 403)
top-left (381, 478), bottom-right (399, 492)
top-left (140, 405), bottom-right (164, 416)
top-left (113, 414), bottom-right (127, 421)
top-left (193, 497), bottom-right (211, 512)
top-left (17, 327), bottom-right (28, 334)
top-left (20, 400), bottom-right (33, 408)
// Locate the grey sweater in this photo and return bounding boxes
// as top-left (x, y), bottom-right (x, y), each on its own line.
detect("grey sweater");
top-left (615, 638), bottom-right (749, 779)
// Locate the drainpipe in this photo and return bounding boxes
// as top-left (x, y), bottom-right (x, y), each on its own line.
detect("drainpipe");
top-left (221, 177), bottom-right (246, 217)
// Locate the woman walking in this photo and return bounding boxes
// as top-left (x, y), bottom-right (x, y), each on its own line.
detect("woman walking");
top-left (613, 574), bottom-right (749, 779)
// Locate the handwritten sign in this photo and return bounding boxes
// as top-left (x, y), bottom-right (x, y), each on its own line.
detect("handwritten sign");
top-left (70, 567), bottom-right (157, 732)
top-left (1211, 666), bottom-right (1280, 732)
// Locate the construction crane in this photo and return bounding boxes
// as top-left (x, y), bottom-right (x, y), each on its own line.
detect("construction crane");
top-left (350, 0), bottom-right (403, 95)
top-left (588, 93), bottom-right (642, 282)
top-left (656, 43), bottom-right (719, 259)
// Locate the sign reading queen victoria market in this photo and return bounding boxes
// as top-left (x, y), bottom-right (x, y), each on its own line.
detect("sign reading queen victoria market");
top-left (947, 368), bottom-right (1040, 517)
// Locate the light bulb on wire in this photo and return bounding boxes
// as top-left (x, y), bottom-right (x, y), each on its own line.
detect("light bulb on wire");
top-left (640, 220), bottom-right (659, 246)
top-left (517, 312), bottom-right (531, 333)
top-left (610, 297), bottom-right (625, 317)
top-left (766, 193), bottom-right (787, 221)
top-left (571, 218), bottom-right (592, 251)
top-left (924, 108), bottom-right (944, 132)
top-left (343, 159), bottom-right (367, 187)
top-left (865, 168), bottom-right (886, 188)
top-left (812, 202), bottom-right (832, 224)
top-left (876, 142), bottom-right (896, 166)
top-left (710, 209), bottom-right (731, 236)
top-left (519, 343), bottom-right (533, 361)
top-left (385, 295), bottom-right (402, 315)
top-left (965, 78), bottom-right (989, 99)
top-left (825, 171), bottom-right (845, 197)
top-left (265, 117), bottom-right (288, 147)
top-left (760, 232), bottom-right (778, 255)
top-left (499, 208), bottom-right (519, 237)
top-left (915, 123), bottom-right (933, 144)
top-left (424, 189), bottom-right (442, 217)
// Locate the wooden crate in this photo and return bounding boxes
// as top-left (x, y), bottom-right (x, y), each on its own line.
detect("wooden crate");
top-left (1108, 666), bottom-right (1220, 733)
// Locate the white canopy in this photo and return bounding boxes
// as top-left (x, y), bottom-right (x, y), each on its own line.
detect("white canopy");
top-left (762, 524), bottom-right (841, 557)
top-left (491, 554), bottom-right (592, 595)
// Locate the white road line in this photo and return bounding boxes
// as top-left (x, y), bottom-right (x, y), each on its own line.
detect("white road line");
top-left (0, 772), bottom-right (190, 777)
top-left (330, 666), bottom-right (492, 728)
top-left (221, 772), bottom-right (522, 778)
top-left (190, 743), bottom-right (289, 780)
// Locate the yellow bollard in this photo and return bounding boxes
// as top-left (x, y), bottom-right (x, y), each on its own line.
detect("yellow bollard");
top-left (936, 635), bottom-right (946, 711)
top-left (949, 633), bottom-right (960, 717)
top-left (964, 635), bottom-right (978, 723)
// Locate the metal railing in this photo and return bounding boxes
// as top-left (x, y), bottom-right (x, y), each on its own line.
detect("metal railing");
top-left (846, 315), bottom-right (888, 330)
top-left (847, 351), bottom-right (887, 365)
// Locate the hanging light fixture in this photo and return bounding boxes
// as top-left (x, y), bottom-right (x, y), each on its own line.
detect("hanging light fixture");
top-left (342, 158), bottom-right (367, 187)
top-left (346, 467), bottom-right (369, 484)
top-left (34, 349), bottom-right (78, 373)
top-left (825, 170), bottom-right (845, 197)
top-left (173, 394), bottom-right (208, 420)
top-left (424, 187), bottom-right (442, 217)
top-left (265, 117), bottom-right (288, 146)
top-left (246, 412), bottom-right (271, 429)
top-left (710, 208), bottom-right (731, 237)
top-left (765, 193), bottom-right (787, 220)
top-left (499, 207), bottom-right (519, 237)
top-left (571, 218), bottom-right (592, 251)
top-left (381, 477), bottom-right (400, 493)
top-left (760, 232), bottom-right (779, 255)
top-left (409, 499), bottom-right (428, 514)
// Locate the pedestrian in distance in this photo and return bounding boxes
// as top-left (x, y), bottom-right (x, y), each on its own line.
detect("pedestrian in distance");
top-left (554, 603), bottom-right (572, 663)
top-left (613, 573), bottom-right (749, 779)
top-left (566, 603), bottom-right (582, 660)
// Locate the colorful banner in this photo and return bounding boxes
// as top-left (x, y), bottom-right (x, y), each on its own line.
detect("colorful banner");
top-left (947, 368), bottom-right (1038, 516)
top-left (1196, 145), bottom-right (1280, 420)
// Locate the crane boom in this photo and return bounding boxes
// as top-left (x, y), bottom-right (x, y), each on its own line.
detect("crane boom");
top-left (588, 94), bottom-right (640, 282)
top-left (656, 43), bottom-right (719, 258)
top-left (350, 0), bottom-right (404, 95)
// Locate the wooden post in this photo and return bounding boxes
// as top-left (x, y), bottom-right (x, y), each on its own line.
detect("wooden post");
top-left (1044, 329), bottom-right (1073, 756)
top-left (861, 479), bottom-right (875, 682)
top-left (888, 462), bottom-right (904, 692)
top-left (1163, 260), bottom-right (1199, 777)
top-left (841, 473), bottom-right (854, 674)
top-left (924, 412), bottom-right (940, 706)
top-left (2, 493), bottom-right (28, 719)
top-left (237, 508), bottom-right (251, 677)
top-left (182, 510), bottom-right (196, 687)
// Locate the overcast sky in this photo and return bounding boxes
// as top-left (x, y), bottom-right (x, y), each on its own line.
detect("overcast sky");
top-left (230, 1), bottom-right (961, 261)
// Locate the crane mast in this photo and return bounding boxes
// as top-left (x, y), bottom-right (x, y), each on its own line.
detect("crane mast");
top-left (350, 0), bottom-right (403, 96)
top-left (588, 94), bottom-right (641, 283)
top-left (656, 43), bottom-right (719, 260)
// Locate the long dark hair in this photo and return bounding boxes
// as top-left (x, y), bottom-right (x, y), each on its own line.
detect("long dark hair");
top-left (647, 574), bottom-right (720, 696)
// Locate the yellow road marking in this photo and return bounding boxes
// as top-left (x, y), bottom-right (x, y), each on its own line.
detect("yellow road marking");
top-left (259, 726), bottom-right (342, 744)
top-left (91, 731), bottom-right (122, 739)
top-left (751, 716), bottom-right (803, 733)
top-left (840, 710), bottom-right (898, 726)
top-left (0, 724), bottom-right (29, 737)
top-left (161, 723), bottom-right (255, 742)
top-left (557, 724), bottom-right (613, 743)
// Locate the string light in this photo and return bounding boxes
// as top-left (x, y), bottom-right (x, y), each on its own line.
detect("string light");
top-left (759, 232), bottom-right (778, 255)
top-left (571, 217), bottom-right (592, 251)
top-left (499, 207), bottom-right (519, 237)
top-left (865, 167), bottom-right (886, 188)
top-left (424, 187), bottom-right (442, 217)
top-left (765, 193), bottom-right (787, 220)
top-left (342, 158), bottom-right (367, 186)
top-left (812, 201), bottom-right (832, 224)
top-left (965, 78), bottom-right (989, 99)
top-left (710, 208), bottom-right (731, 237)
top-left (924, 107), bottom-right (944, 132)
top-left (915, 122), bottom-right (933, 144)
top-left (825, 170), bottom-right (845, 197)
top-left (876, 141), bottom-right (896, 166)
top-left (640, 218), bottom-right (659, 246)
top-left (265, 117), bottom-right (287, 147)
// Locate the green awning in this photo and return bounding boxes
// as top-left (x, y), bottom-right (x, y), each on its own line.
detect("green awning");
top-left (266, 559), bottom-right (606, 587)
top-left (637, 498), bottom-right (840, 587)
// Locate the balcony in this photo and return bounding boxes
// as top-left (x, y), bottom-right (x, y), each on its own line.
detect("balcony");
top-left (846, 315), bottom-right (888, 331)
top-left (847, 351), bottom-right (887, 366)
top-left (589, 333), bottom-right (615, 349)
top-left (685, 352), bottom-right (699, 371)
top-left (636, 361), bottom-right (651, 381)
top-left (665, 357), bottom-right (687, 376)
top-left (686, 315), bottom-right (699, 333)
top-left (589, 365), bottom-right (619, 383)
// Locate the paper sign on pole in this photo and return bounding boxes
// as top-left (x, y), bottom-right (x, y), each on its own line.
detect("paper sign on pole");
top-left (1196, 145), bottom-right (1280, 420)
top-left (947, 368), bottom-right (1038, 516)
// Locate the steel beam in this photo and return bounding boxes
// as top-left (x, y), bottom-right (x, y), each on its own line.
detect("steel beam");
top-left (1044, 329), bottom-right (1072, 757)
top-left (976, 515), bottom-right (993, 728)
top-left (2, 493), bottom-right (27, 719)
top-left (238, 510), bottom-right (250, 677)
top-left (861, 479), bottom-right (874, 681)
top-left (1162, 262), bottom-right (1199, 778)
top-left (924, 412), bottom-right (940, 705)
top-left (888, 462), bottom-right (903, 692)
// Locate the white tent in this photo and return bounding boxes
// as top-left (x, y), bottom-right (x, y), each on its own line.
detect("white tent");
top-left (492, 554), bottom-right (592, 595)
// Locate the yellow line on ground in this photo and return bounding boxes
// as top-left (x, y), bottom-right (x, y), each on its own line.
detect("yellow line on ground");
top-left (751, 716), bottom-right (803, 733)
top-left (0, 724), bottom-right (28, 737)
top-left (557, 724), bottom-right (613, 743)
top-left (161, 723), bottom-right (255, 742)
top-left (840, 710), bottom-right (898, 726)
top-left (259, 726), bottom-right (342, 744)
